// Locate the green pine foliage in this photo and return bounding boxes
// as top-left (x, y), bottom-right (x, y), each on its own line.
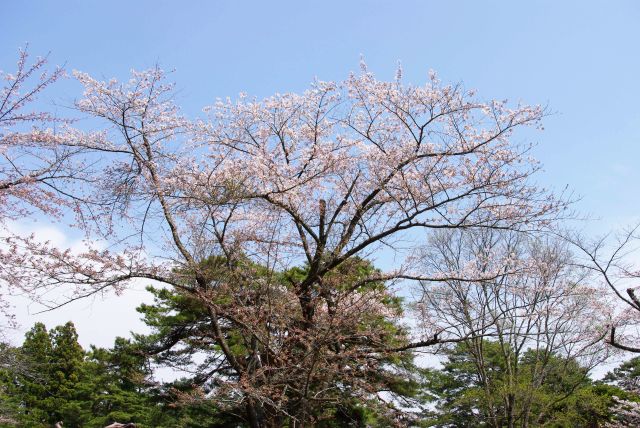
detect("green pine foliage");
top-left (420, 341), bottom-right (633, 427)
top-left (132, 257), bottom-right (426, 427)
top-left (5, 322), bottom-right (92, 427)
top-left (0, 322), bottom-right (220, 428)
top-left (604, 356), bottom-right (640, 394)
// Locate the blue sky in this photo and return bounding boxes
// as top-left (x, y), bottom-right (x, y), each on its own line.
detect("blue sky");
top-left (2, 1), bottom-right (640, 351)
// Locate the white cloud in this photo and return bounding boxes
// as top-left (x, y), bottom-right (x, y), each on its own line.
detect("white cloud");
top-left (8, 278), bottom-right (155, 349)
top-left (2, 219), bottom-right (158, 349)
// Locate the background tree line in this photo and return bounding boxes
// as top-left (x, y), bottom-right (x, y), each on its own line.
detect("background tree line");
top-left (2, 306), bottom-right (640, 427)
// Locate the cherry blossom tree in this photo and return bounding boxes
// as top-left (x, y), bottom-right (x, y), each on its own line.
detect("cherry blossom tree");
top-left (415, 228), bottom-right (611, 426)
top-left (1, 63), bottom-right (569, 426)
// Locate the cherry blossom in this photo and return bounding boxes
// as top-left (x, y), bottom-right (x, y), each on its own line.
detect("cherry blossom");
top-left (0, 62), bottom-right (571, 425)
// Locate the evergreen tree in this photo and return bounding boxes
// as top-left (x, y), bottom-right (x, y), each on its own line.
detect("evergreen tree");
top-left (0, 322), bottom-right (91, 427)
top-left (0, 342), bottom-right (23, 425)
top-left (601, 357), bottom-right (640, 426)
top-left (133, 257), bottom-right (426, 427)
top-left (605, 357), bottom-right (640, 394)
top-left (48, 322), bottom-right (93, 427)
top-left (17, 322), bottom-right (58, 427)
top-left (84, 337), bottom-right (224, 428)
top-left (84, 338), bottom-right (157, 427)
top-left (0, 321), bottom-right (235, 428)
top-left (422, 341), bottom-right (625, 427)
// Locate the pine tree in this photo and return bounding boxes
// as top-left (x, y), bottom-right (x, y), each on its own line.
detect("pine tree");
top-left (18, 322), bottom-right (57, 427)
top-left (0, 321), bottom-right (233, 428)
top-left (133, 257), bottom-right (427, 426)
top-left (421, 341), bottom-right (626, 427)
top-left (48, 322), bottom-right (93, 427)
